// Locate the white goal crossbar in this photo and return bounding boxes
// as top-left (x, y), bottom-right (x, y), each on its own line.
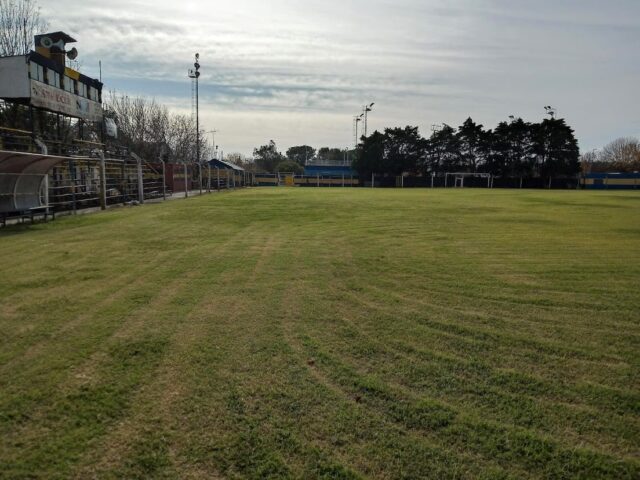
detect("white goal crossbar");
top-left (445, 172), bottom-right (492, 188)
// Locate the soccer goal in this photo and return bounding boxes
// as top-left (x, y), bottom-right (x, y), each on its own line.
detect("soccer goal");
top-left (445, 172), bottom-right (492, 188)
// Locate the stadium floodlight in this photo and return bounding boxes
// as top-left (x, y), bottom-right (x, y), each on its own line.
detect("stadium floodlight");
top-left (353, 116), bottom-right (363, 148)
top-left (363, 102), bottom-right (375, 137)
top-left (207, 130), bottom-right (217, 159)
top-left (544, 105), bottom-right (557, 118)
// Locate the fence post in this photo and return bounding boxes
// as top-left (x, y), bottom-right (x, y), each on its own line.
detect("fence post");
top-left (431, 173), bottom-right (434, 188)
top-left (198, 163), bottom-right (203, 195)
top-left (184, 163), bottom-right (188, 198)
top-left (548, 177), bottom-right (552, 189)
top-left (137, 157), bottom-right (144, 204)
top-left (217, 167), bottom-right (220, 190)
top-left (161, 161), bottom-right (166, 200)
top-left (371, 172), bottom-right (374, 188)
top-left (207, 165), bottom-right (211, 193)
top-left (98, 152), bottom-right (107, 209)
top-left (69, 158), bottom-right (77, 214)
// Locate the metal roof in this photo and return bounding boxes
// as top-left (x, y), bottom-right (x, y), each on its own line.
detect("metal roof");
top-left (0, 150), bottom-right (88, 212)
top-left (208, 158), bottom-right (244, 171)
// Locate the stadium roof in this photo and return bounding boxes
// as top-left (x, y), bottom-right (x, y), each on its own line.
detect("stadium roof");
top-left (208, 158), bottom-right (244, 172)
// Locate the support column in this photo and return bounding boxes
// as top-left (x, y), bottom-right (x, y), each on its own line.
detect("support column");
top-left (99, 152), bottom-right (107, 210)
top-left (43, 173), bottom-right (49, 209)
top-left (198, 163), bottom-right (203, 195)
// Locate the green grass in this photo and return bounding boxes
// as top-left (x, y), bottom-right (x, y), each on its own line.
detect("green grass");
top-left (1, 188), bottom-right (639, 479)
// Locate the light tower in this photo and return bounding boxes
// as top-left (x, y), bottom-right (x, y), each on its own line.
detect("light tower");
top-left (363, 102), bottom-right (374, 137)
top-left (353, 114), bottom-right (363, 148)
top-left (188, 53), bottom-right (201, 163)
top-left (544, 105), bottom-right (557, 119)
top-left (208, 129), bottom-right (218, 159)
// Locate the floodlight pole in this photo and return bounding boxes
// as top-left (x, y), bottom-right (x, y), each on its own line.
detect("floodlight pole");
top-left (208, 130), bottom-right (217, 157)
top-left (195, 54), bottom-right (200, 164)
top-left (354, 115), bottom-right (362, 148)
top-left (363, 102), bottom-right (374, 137)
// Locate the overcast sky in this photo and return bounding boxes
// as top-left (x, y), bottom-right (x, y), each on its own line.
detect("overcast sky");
top-left (44, 0), bottom-right (640, 156)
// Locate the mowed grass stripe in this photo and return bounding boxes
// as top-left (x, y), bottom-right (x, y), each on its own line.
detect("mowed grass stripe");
top-left (0, 188), bottom-right (638, 479)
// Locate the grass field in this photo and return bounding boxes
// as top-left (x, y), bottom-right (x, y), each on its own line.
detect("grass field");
top-left (1, 188), bottom-right (639, 479)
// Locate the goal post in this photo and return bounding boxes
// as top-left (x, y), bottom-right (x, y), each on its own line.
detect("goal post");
top-left (444, 172), bottom-right (492, 188)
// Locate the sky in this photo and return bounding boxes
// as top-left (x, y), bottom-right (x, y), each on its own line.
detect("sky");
top-left (43, 0), bottom-right (640, 157)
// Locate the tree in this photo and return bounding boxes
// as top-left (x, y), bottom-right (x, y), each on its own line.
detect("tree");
top-left (253, 140), bottom-right (285, 173)
top-left (383, 126), bottom-right (425, 175)
top-left (317, 147), bottom-right (344, 162)
top-left (600, 137), bottom-right (640, 172)
top-left (530, 118), bottom-right (580, 177)
top-left (226, 153), bottom-right (255, 171)
top-left (423, 125), bottom-right (462, 173)
top-left (352, 130), bottom-right (385, 176)
top-left (489, 118), bottom-right (535, 177)
top-left (0, 0), bottom-right (48, 56)
top-left (275, 159), bottom-right (304, 174)
top-left (352, 126), bottom-right (424, 176)
top-left (286, 145), bottom-right (315, 165)
top-left (580, 149), bottom-right (599, 174)
top-left (457, 118), bottom-right (489, 172)
top-left (104, 91), bottom-right (209, 163)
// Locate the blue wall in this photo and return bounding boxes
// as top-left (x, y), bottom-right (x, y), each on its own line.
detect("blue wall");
top-left (304, 165), bottom-right (356, 176)
top-left (582, 172), bottom-right (639, 189)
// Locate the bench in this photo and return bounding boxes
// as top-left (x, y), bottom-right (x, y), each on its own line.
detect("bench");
top-left (1, 207), bottom-right (55, 227)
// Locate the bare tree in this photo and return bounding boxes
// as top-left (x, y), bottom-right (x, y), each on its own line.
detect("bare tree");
top-left (580, 149), bottom-right (599, 174)
top-left (226, 152), bottom-right (255, 171)
top-left (105, 91), bottom-right (210, 163)
top-left (600, 137), bottom-right (640, 172)
top-left (0, 0), bottom-right (48, 56)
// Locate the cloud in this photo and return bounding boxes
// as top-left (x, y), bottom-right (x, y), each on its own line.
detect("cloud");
top-left (41, 0), bottom-right (640, 154)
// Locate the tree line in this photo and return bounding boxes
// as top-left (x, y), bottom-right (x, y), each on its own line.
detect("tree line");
top-left (353, 117), bottom-right (581, 178)
top-left (581, 137), bottom-right (640, 173)
top-left (252, 142), bottom-right (349, 173)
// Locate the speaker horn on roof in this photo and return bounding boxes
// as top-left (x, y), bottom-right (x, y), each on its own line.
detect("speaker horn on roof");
top-left (66, 47), bottom-right (78, 60)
